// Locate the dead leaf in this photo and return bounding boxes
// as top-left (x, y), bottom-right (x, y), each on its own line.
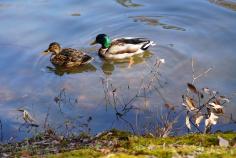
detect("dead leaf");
top-left (23, 110), bottom-right (34, 123)
top-left (209, 102), bottom-right (224, 114)
top-left (212, 90), bottom-right (218, 95)
top-left (187, 83), bottom-right (198, 94)
top-left (215, 98), bottom-right (221, 105)
top-left (99, 148), bottom-right (111, 154)
top-left (203, 88), bottom-right (210, 94)
top-left (164, 103), bottom-right (175, 110)
top-left (195, 115), bottom-right (204, 127)
top-left (185, 97), bottom-right (196, 111)
top-left (160, 58), bottom-right (165, 64)
top-left (205, 112), bottom-right (219, 128)
top-left (205, 119), bottom-right (210, 128)
top-left (20, 150), bottom-right (31, 157)
top-left (209, 102), bottom-right (223, 110)
top-left (218, 136), bottom-right (229, 147)
top-left (219, 96), bottom-right (230, 103)
top-left (186, 114), bottom-right (191, 130)
top-left (18, 109), bottom-right (38, 126)
top-left (214, 109), bottom-right (224, 114)
top-left (148, 145), bottom-right (156, 150)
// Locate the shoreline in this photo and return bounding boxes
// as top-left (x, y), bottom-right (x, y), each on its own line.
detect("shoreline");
top-left (1, 129), bottom-right (236, 158)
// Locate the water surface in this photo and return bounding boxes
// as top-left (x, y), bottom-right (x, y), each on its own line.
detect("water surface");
top-left (0, 0), bottom-right (236, 141)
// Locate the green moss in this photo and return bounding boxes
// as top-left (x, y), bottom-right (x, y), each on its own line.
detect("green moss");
top-left (100, 153), bottom-right (149, 158)
top-left (197, 147), bottom-right (236, 158)
top-left (97, 129), bottom-right (131, 140)
top-left (47, 148), bottom-right (103, 158)
top-left (2, 130), bottom-right (236, 158)
top-left (128, 132), bottom-right (236, 147)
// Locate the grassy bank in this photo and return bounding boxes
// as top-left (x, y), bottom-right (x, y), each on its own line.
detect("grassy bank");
top-left (1, 129), bottom-right (236, 158)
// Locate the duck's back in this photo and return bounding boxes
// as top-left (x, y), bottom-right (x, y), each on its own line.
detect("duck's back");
top-left (51, 48), bottom-right (93, 67)
top-left (108, 37), bottom-right (152, 55)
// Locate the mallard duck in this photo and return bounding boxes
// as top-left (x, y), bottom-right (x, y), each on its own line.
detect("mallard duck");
top-left (43, 42), bottom-right (93, 68)
top-left (91, 34), bottom-right (155, 59)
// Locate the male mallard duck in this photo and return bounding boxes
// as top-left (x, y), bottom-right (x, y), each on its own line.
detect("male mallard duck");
top-left (91, 34), bottom-right (155, 59)
top-left (43, 42), bottom-right (93, 68)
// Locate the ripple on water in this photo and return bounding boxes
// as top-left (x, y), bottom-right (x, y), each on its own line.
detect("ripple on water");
top-left (0, 0), bottom-right (236, 141)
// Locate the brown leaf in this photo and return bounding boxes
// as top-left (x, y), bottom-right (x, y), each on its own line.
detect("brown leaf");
top-left (209, 102), bottom-right (224, 114)
top-left (185, 97), bottom-right (196, 111)
top-left (164, 103), bottom-right (175, 110)
top-left (205, 112), bottom-right (219, 128)
top-left (212, 90), bottom-right (218, 95)
top-left (18, 109), bottom-right (37, 124)
top-left (202, 87), bottom-right (210, 94)
top-left (99, 148), bottom-right (111, 154)
top-left (209, 102), bottom-right (223, 110)
top-left (219, 96), bottom-right (230, 103)
top-left (215, 99), bottom-right (221, 105)
top-left (21, 150), bottom-right (31, 157)
top-left (187, 83), bottom-right (198, 94)
top-left (186, 115), bottom-right (191, 130)
top-left (195, 115), bottom-right (204, 127)
top-left (213, 108), bottom-right (224, 114)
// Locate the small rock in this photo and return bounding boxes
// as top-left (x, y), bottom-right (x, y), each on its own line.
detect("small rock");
top-left (147, 144), bottom-right (156, 150)
top-left (2, 153), bottom-right (9, 157)
top-left (218, 136), bottom-right (229, 147)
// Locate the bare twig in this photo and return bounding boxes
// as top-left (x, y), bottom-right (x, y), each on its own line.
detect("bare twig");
top-left (191, 58), bottom-right (212, 84)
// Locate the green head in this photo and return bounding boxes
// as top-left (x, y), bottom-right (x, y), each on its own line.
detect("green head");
top-left (91, 34), bottom-right (111, 48)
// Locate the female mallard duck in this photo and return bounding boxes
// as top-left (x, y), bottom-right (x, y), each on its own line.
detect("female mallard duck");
top-left (91, 34), bottom-right (155, 59)
top-left (43, 42), bottom-right (93, 68)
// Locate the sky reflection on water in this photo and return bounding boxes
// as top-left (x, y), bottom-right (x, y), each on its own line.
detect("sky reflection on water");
top-left (0, 0), bottom-right (236, 141)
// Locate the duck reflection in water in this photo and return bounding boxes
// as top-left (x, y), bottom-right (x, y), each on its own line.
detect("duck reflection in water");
top-left (46, 64), bottom-right (96, 76)
top-left (101, 50), bottom-right (153, 76)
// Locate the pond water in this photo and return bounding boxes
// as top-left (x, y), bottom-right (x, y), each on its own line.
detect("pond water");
top-left (0, 0), bottom-right (236, 141)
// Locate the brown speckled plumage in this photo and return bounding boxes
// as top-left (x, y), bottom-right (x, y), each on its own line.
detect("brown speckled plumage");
top-left (44, 42), bottom-right (93, 68)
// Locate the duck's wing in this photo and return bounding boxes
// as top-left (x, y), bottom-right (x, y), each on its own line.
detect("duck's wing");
top-left (108, 37), bottom-right (155, 54)
top-left (60, 48), bottom-right (82, 57)
top-left (61, 48), bottom-right (93, 65)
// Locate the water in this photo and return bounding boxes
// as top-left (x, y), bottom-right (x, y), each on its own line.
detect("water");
top-left (0, 0), bottom-right (236, 141)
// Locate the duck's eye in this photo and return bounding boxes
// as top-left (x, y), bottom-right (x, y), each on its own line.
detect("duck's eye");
top-left (53, 46), bottom-right (58, 49)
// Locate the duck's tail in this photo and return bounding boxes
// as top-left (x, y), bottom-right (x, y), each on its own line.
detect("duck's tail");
top-left (141, 40), bottom-right (156, 50)
top-left (82, 55), bottom-right (94, 64)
